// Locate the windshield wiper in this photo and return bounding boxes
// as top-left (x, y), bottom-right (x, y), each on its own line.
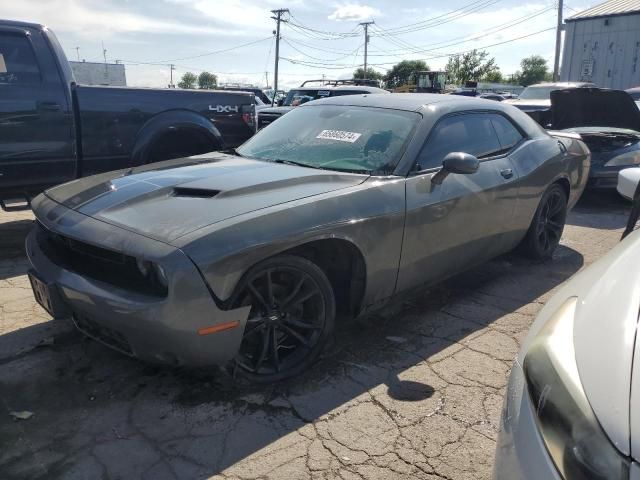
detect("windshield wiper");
top-left (272, 159), bottom-right (322, 169)
top-left (222, 147), bottom-right (243, 157)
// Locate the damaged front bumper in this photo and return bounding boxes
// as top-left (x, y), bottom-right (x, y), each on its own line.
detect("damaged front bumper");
top-left (26, 194), bottom-right (250, 367)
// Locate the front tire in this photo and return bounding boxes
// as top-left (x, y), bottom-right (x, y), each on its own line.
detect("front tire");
top-left (229, 255), bottom-right (335, 383)
top-left (519, 183), bottom-right (568, 260)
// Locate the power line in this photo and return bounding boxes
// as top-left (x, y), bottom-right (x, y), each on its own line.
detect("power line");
top-left (372, 0), bottom-right (502, 36)
top-left (370, 6), bottom-right (554, 56)
top-left (282, 26), bottom-right (556, 70)
top-left (281, 38), bottom-right (361, 62)
top-left (124, 36), bottom-right (274, 64)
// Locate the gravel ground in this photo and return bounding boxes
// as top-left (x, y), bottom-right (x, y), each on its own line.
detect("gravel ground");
top-left (0, 190), bottom-right (632, 480)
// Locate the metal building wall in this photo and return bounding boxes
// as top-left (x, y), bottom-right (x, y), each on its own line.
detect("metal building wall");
top-left (560, 13), bottom-right (640, 89)
top-left (69, 61), bottom-right (127, 86)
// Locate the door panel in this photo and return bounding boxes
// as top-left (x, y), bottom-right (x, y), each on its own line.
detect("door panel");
top-left (396, 112), bottom-right (520, 292)
top-left (0, 27), bottom-right (74, 195)
top-left (397, 157), bottom-right (518, 292)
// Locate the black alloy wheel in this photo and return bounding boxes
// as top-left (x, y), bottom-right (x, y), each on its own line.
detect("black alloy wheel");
top-left (230, 255), bottom-right (335, 383)
top-left (521, 184), bottom-right (568, 260)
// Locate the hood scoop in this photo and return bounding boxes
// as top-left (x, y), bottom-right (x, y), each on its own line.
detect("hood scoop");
top-left (172, 187), bottom-right (220, 198)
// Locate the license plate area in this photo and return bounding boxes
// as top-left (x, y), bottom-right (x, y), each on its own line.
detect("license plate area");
top-left (28, 270), bottom-right (69, 318)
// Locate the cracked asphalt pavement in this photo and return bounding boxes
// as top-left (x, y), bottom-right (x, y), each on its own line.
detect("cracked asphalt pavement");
top-left (0, 191), bottom-right (631, 480)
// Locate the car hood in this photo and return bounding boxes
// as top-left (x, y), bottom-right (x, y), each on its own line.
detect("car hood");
top-left (44, 153), bottom-right (367, 243)
top-left (502, 98), bottom-right (550, 110)
top-left (517, 230), bottom-right (640, 458)
top-left (551, 88), bottom-right (640, 131)
top-left (258, 106), bottom-right (295, 115)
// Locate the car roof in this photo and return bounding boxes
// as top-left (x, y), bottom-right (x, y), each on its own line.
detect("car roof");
top-left (526, 82), bottom-right (596, 88)
top-left (289, 85), bottom-right (386, 93)
top-left (302, 92), bottom-right (516, 113)
top-left (0, 19), bottom-right (44, 29)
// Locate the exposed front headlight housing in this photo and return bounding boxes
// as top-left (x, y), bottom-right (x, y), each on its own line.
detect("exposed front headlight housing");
top-left (604, 151), bottom-right (640, 167)
top-left (523, 297), bottom-right (629, 479)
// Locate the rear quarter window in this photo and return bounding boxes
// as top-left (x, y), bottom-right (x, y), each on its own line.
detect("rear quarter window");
top-left (490, 114), bottom-right (524, 151)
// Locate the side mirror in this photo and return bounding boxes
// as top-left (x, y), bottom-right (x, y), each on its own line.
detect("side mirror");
top-left (277, 99), bottom-right (284, 107)
top-left (432, 152), bottom-right (479, 185)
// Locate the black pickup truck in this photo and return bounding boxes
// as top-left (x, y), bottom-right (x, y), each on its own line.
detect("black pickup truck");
top-left (0, 20), bottom-right (256, 210)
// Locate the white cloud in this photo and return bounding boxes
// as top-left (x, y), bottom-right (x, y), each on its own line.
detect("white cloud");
top-left (2, 0), bottom-right (237, 39)
top-left (328, 4), bottom-right (380, 21)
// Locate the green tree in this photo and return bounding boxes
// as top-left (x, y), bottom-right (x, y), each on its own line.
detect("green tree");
top-left (446, 50), bottom-right (498, 85)
top-left (353, 67), bottom-right (384, 81)
top-left (197, 71), bottom-right (218, 89)
top-left (515, 55), bottom-right (550, 86)
top-left (384, 60), bottom-right (429, 89)
top-left (177, 72), bottom-right (197, 89)
top-left (482, 69), bottom-right (503, 83)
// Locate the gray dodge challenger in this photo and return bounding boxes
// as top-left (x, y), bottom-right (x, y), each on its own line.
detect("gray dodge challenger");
top-left (26, 94), bottom-right (590, 382)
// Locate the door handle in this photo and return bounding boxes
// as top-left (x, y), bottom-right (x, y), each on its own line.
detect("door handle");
top-left (500, 168), bottom-right (513, 179)
top-left (37, 101), bottom-right (61, 111)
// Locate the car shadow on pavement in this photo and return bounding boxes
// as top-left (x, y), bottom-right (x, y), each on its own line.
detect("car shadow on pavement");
top-left (0, 219), bottom-right (33, 262)
top-left (0, 243), bottom-right (584, 479)
top-left (568, 189), bottom-right (630, 230)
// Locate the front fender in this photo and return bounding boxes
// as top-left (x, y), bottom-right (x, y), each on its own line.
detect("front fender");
top-left (131, 109), bottom-right (224, 166)
top-left (178, 179), bottom-right (407, 310)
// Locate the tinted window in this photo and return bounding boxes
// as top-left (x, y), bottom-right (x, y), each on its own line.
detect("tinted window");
top-left (283, 89), bottom-right (330, 106)
top-left (330, 90), bottom-right (368, 97)
top-left (417, 113), bottom-right (501, 170)
top-left (490, 114), bottom-right (523, 150)
top-left (0, 33), bottom-right (41, 85)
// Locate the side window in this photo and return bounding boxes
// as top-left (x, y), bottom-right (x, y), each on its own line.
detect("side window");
top-left (490, 114), bottom-right (524, 151)
top-left (417, 113), bottom-right (501, 170)
top-left (0, 33), bottom-right (41, 85)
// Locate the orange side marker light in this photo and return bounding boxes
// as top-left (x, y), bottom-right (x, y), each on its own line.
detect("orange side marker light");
top-left (197, 321), bottom-right (240, 336)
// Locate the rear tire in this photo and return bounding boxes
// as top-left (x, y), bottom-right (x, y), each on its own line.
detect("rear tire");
top-left (519, 183), bottom-right (568, 260)
top-left (228, 255), bottom-right (336, 383)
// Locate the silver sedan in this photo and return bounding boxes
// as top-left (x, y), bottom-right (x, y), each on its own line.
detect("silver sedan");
top-left (494, 185), bottom-right (640, 478)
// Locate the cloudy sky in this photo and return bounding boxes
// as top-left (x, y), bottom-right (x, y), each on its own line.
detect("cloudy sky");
top-left (5, 0), bottom-right (592, 88)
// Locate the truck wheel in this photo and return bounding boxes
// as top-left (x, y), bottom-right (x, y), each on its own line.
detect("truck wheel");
top-left (519, 183), bottom-right (568, 260)
top-left (146, 131), bottom-right (220, 164)
top-left (229, 255), bottom-right (336, 383)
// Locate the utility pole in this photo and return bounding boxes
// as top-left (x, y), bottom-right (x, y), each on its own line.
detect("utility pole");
top-left (553, 0), bottom-right (564, 81)
top-left (75, 47), bottom-right (80, 62)
top-left (169, 64), bottom-right (175, 88)
top-left (359, 21), bottom-right (374, 80)
top-left (270, 8), bottom-right (289, 105)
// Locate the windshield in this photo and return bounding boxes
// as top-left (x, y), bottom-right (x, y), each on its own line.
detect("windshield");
top-left (518, 85), bottom-right (562, 101)
top-left (283, 89), bottom-right (331, 106)
top-left (237, 105), bottom-right (419, 174)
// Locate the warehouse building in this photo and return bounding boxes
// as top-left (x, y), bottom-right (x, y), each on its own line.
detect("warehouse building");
top-left (69, 61), bottom-right (127, 86)
top-left (560, 0), bottom-right (640, 89)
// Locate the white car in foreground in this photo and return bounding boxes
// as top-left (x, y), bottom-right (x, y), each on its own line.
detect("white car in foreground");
top-left (494, 176), bottom-right (640, 478)
top-left (618, 168), bottom-right (640, 201)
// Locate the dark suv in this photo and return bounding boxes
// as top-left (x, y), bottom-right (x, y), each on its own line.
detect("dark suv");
top-left (257, 85), bottom-right (388, 130)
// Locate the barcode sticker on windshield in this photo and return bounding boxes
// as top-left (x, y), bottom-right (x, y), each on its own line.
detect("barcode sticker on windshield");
top-left (316, 130), bottom-right (362, 143)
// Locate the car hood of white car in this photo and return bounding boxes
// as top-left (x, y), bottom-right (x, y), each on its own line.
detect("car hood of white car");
top-left (518, 229), bottom-right (640, 458)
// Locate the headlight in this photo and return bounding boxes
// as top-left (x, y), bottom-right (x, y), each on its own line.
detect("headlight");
top-left (523, 297), bottom-right (629, 479)
top-left (136, 258), bottom-right (168, 292)
top-left (604, 151), bottom-right (640, 167)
